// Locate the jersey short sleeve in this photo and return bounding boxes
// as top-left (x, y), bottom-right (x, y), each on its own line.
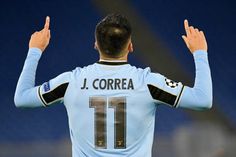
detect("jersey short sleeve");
top-left (38, 72), bottom-right (72, 107)
top-left (146, 72), bottom-right (184, 107)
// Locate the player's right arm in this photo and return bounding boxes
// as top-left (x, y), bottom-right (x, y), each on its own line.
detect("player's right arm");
top-left (14, 16), bottom-right (72, 108)
top-left (147, 20), bottom-right (212, 110)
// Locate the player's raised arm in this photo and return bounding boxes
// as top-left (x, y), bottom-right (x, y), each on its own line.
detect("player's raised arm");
top-left (177, 20), bottom-right (212, 109)
top-left (147, 20), bottom-right (212, 110)
top-left (14, 16), bottom-right (71, 108)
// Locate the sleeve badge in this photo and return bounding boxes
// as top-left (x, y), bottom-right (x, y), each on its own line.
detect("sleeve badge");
top-left (165, 78), bottom-right (179, 88)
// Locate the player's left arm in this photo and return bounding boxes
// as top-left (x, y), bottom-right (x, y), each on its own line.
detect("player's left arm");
top-left (14, 16), bottom-right (72, 108)
top-left (14, 49), bottom-right (71, 108)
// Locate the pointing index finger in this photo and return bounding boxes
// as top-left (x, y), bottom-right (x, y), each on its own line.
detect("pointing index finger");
top-left (184, 19), bottom-right (190, 36)
top-left (44, 16), bottom-right (50, 30)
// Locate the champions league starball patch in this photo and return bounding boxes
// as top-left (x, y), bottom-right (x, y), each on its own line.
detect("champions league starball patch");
top-left (165, 78), bottom-right (179, 88)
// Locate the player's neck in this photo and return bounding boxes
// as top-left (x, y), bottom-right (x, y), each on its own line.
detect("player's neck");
top-left (99, 55), bottom-right (128, 62)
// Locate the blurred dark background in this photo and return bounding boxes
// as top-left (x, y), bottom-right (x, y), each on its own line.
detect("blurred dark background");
top-left (0, 0), bottom-right (235, 156)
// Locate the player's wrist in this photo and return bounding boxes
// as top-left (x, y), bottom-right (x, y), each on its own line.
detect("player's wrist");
top-left (192, 49), bottom-right (208, 54)
top-left (29, 47), bottom-right (43, 53)
top-left (28, 48), bottom-right (43, 60)
top-left (193, 50), bottom-right (208, 61)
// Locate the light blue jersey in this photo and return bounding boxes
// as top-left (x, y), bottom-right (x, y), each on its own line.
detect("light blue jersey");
top-left (14, 48), bottom-right (212, 157)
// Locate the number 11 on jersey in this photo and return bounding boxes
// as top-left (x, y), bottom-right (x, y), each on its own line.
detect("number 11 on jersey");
top-left (89, 96), bottom-right (126, 149)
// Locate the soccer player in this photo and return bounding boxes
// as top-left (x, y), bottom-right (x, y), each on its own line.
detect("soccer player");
top-left (14, 14), bottom-right (212, 157)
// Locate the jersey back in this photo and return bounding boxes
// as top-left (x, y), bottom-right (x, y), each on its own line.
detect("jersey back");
top-left (39, 62), bottom-right (184, 157)
top-left (16, 49), bottom-right (211, 157)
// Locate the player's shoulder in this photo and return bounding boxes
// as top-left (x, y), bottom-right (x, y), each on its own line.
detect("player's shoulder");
top-left (70, 63), bottom-right (97, 76)
top-left (129, 65), bottom-right (163, 79)
top-left (128, 65), bottom-right (151, 75)
top-left (132, 66), bottom-right (165, 87)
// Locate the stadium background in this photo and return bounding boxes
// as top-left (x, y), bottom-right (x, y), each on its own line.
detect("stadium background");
top-left (0, 0), bottom-right (235, 156)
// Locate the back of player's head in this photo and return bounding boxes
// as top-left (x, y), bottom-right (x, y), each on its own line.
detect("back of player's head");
top-left (95, 13), bottom-right (132, 58)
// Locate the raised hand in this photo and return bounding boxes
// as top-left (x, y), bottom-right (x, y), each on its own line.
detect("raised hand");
top-left (182, 20), bottom-right (207, 53)
top-left (29, 16), bottom-right (51, 52)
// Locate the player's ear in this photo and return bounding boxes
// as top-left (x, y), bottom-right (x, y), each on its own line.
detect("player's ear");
top-left (94, 41), bottom-right (98, 50)
top-left (128, 42), bottom-right (133, 53)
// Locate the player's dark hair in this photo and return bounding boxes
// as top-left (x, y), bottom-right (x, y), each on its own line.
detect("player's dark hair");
top-left (95, 13), bottom-right (132, 58)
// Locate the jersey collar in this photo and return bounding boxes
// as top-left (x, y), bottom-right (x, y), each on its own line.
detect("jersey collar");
top-left (97, 60), bottom-right (128, 65)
